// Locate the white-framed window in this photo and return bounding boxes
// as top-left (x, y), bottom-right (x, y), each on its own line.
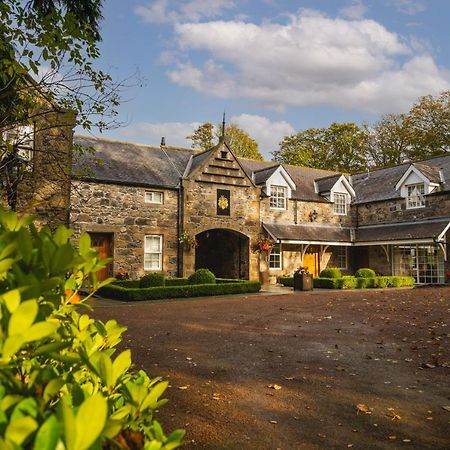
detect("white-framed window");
top-left (144, 235), bottom-right (162, 270)
top-left (269, 243), bottom-right (282, 269)
top-left (333, 193), bottom-right (347, 215)
top-left (270, 185), bottom-right (287, 209)
top-left (406, 183), bottom-right (425, 209)
top-left (145, 191), bottom-right (163, 204)
top-left (335, 246), bottom-right (347, 269)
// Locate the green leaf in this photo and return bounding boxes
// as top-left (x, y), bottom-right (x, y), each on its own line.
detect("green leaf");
top-left (1, 289), bottom-right (21, 313)
top-left (10, 398), bottom-right (38, 422)
top-left (91, 352), bottom-right (113, 387)
top-left (0, 258), bottom-right (14, 275)
top-left (75, 393), bottom-right (107, 450)
top-left (79, 233), bottom-right (91, 256)
top-left (59, 399), bottom-right (76, 450)
top-left (34, 414), bottom-right (60, 450)
top-left (5, 416), bottom-right (38, 445)
top-left (2, 335), bottom-right (25, 361)
top-left (43, 379), bottom-right (65, 404)
top-left (112, 350), bottom-right (131, 385)
top-left (8, 299), bottom-right (38, 335)
top-left (141, 381), bottom-right (169, 411)
top-left (54, 226), bottom-right (73, 246)
top-left (0, 242), bottom-right (16, 260)
top-left (16, 228), bottom-right (32, 264)
top-left (24, 322), bottom-right (58, 343)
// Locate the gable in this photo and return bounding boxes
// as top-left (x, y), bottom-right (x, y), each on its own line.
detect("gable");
top-left (186, 141), bottom-right (254, 187)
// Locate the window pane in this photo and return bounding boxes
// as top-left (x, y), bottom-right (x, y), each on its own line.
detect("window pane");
top-left (333, 193), bottom-right (347, 215)
top-left (270, 186), bottom-right (286, 209)
top-left (269, 243), bottom-right (282, 269)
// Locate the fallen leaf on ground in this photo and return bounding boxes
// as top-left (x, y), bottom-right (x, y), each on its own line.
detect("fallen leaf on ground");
top-left (268, 384), bottom-right (282, 390)
top-left (269, 420), bottom-right (278, 424)
top-left (442, 406), bottom-right (450, 412)
top-left (178, 386), bottom-right (189, 390)
top-left (388, 436), bottom-right (397, 440)
top-left (356, 404), bottom-right (372, 415)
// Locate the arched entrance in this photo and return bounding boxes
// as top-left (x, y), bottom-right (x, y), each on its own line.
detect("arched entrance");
top-left (195, 229), bottom-right (249, 279)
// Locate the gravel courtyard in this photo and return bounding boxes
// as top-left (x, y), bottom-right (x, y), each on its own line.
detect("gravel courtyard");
top-left (92, 287), bottom-right (449, 450)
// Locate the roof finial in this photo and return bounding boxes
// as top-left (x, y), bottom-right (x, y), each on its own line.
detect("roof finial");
top-left (220, 110), bottom-right (226, 143)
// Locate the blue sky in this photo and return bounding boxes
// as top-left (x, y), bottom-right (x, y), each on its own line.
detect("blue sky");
top-left (91, 0), bottom-right (450, 158)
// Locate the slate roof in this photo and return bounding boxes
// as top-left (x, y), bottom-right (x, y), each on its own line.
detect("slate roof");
top-left (239, 159), bottom-right (337, 202)
top-left (351, 154), bottom-right (450, 204)
top-left (263, 222), bottom-right (352, 243)
top-left (253, 164), bottom-right (279, 185)
top-left (314, 174), bottom-right (342, 193)
top-left (356, 218), bottom-right (450, 243)
top-left (73, 135), bottom-right (193, 189)
top-left (188, 149), bottom-right (212, 175)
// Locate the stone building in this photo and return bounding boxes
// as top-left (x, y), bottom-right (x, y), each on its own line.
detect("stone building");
top-left (1, 101), bottom-right (75, 227)
top-left (71, 135), bottom-right (450, 285)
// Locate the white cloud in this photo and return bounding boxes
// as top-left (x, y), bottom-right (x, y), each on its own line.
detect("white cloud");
top-left (230, 114), bottom-right (295, 158)
top-left (386, 0), bottom-right (426, 15)
top-left (339, 0), bottom-right (367, 20)
top-left (120, 121), bottom-right (202, 148)
top-left (135, 0), bottom-right (235, 24)
top-left (167, 9), bottom-right (450, 114)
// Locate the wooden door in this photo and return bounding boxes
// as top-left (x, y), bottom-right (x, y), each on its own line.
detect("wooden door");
top-left (89, 233), bottom-right (113, 281)
top-left (303, 252), bottom-right (319, 277)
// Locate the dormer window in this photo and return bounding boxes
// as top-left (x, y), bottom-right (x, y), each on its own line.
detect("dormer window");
top-left (406, 183), bottom-right (425, 209)
top-left (333, 193), bottom-right (347, 215)
top-left (270, 185), bottom-right (287, 209)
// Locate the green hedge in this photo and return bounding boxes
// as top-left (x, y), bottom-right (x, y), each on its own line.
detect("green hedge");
top-left (319, 267), bottom-right (342, 278)
top-left (99, 280), bottom-right (261, 301)
top-left (313, 276), bottom-right (415, 289)
top-left (112, 277), bottom-right (243, 288)
top-left (279, 277), bottom-right (294, 287)
top-left (355, 268), bottom-right (376, 278)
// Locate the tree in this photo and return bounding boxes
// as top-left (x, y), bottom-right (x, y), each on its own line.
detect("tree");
top-left (222, 123), bottom-right (263, 160)
top-left (364, 114), bottom-right (412, 167)
top-left (186, 122), bottom-right (214, 151)
top-left (407, 90), bottom-right (450, 159)
top-left (273, 123), bottom-right (367, 172)
top-left (0, 0), bottom-right (128, 215)
top-left (187, 122), bottom-right (263, 160)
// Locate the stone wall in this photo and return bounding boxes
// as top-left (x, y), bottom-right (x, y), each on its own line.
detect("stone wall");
top-left (70, 181), bottom-right (179, 278)
top-left (2, 109), bottom-right (75, 227)
top-left (181, 178), bottom-right (261, 279)
top-left (261, 197), bottom-right (355, 226)
top-left (357, 192), bottom-right (450, 226)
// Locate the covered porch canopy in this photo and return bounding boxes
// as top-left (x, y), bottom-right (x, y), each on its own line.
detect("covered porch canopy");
top-left (263, 218), bottom-right (450, 262)
top-left (262, 222), bottom-right (353, 265)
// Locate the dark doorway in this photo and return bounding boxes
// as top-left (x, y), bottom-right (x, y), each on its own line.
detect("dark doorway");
top-left (195, 229), bottom-right (249, 279)
top-left (89, 232), bottom-right (113, 281)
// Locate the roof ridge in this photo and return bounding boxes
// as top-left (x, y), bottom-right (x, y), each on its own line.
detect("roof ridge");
top-left (252, 163), bottom-right (280, 173)
top-left (74, 134), bottom-right (194, 152)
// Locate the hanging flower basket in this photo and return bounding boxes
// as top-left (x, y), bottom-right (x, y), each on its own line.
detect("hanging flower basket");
top-left (253, 236), bottom-right (273, 253)
top-left (179, 232), bottom-right (199, 250)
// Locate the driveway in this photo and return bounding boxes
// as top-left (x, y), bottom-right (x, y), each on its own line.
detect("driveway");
top-left (92, 287), bottom-right (449, 450)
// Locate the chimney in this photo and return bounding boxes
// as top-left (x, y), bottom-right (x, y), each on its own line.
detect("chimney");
top-left (160, 137), bottom-right (166, 147)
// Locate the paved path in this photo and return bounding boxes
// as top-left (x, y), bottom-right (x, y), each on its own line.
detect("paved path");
top-left (92, 286), bottom-right (449, 450)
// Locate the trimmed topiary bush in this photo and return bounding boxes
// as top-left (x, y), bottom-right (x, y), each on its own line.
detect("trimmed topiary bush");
top-left (355, 268), bottom-right (376, 278)
top-left (188, 268), bottom-right (216, 285)
top-left (319, 267), bottom-right (342, 278)
top-left (140, 272), bottom-right (165, 287)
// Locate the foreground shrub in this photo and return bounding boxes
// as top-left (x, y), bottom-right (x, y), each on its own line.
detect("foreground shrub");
top-left (188, 268), bottom-right (216, 285)
top-left (0, 209), bottom-right (184, 449)
top-left (319, 267), bottom-right (342, 278)
top-left (355, 268), bottom-right (376, 278)
top-left (99, 281), bottom-right (261, 301)
top-left (140, 272), bottom-right (165, 288)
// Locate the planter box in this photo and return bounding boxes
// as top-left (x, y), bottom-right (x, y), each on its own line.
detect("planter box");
top-left (293, 272), bottom-right (313, 291)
